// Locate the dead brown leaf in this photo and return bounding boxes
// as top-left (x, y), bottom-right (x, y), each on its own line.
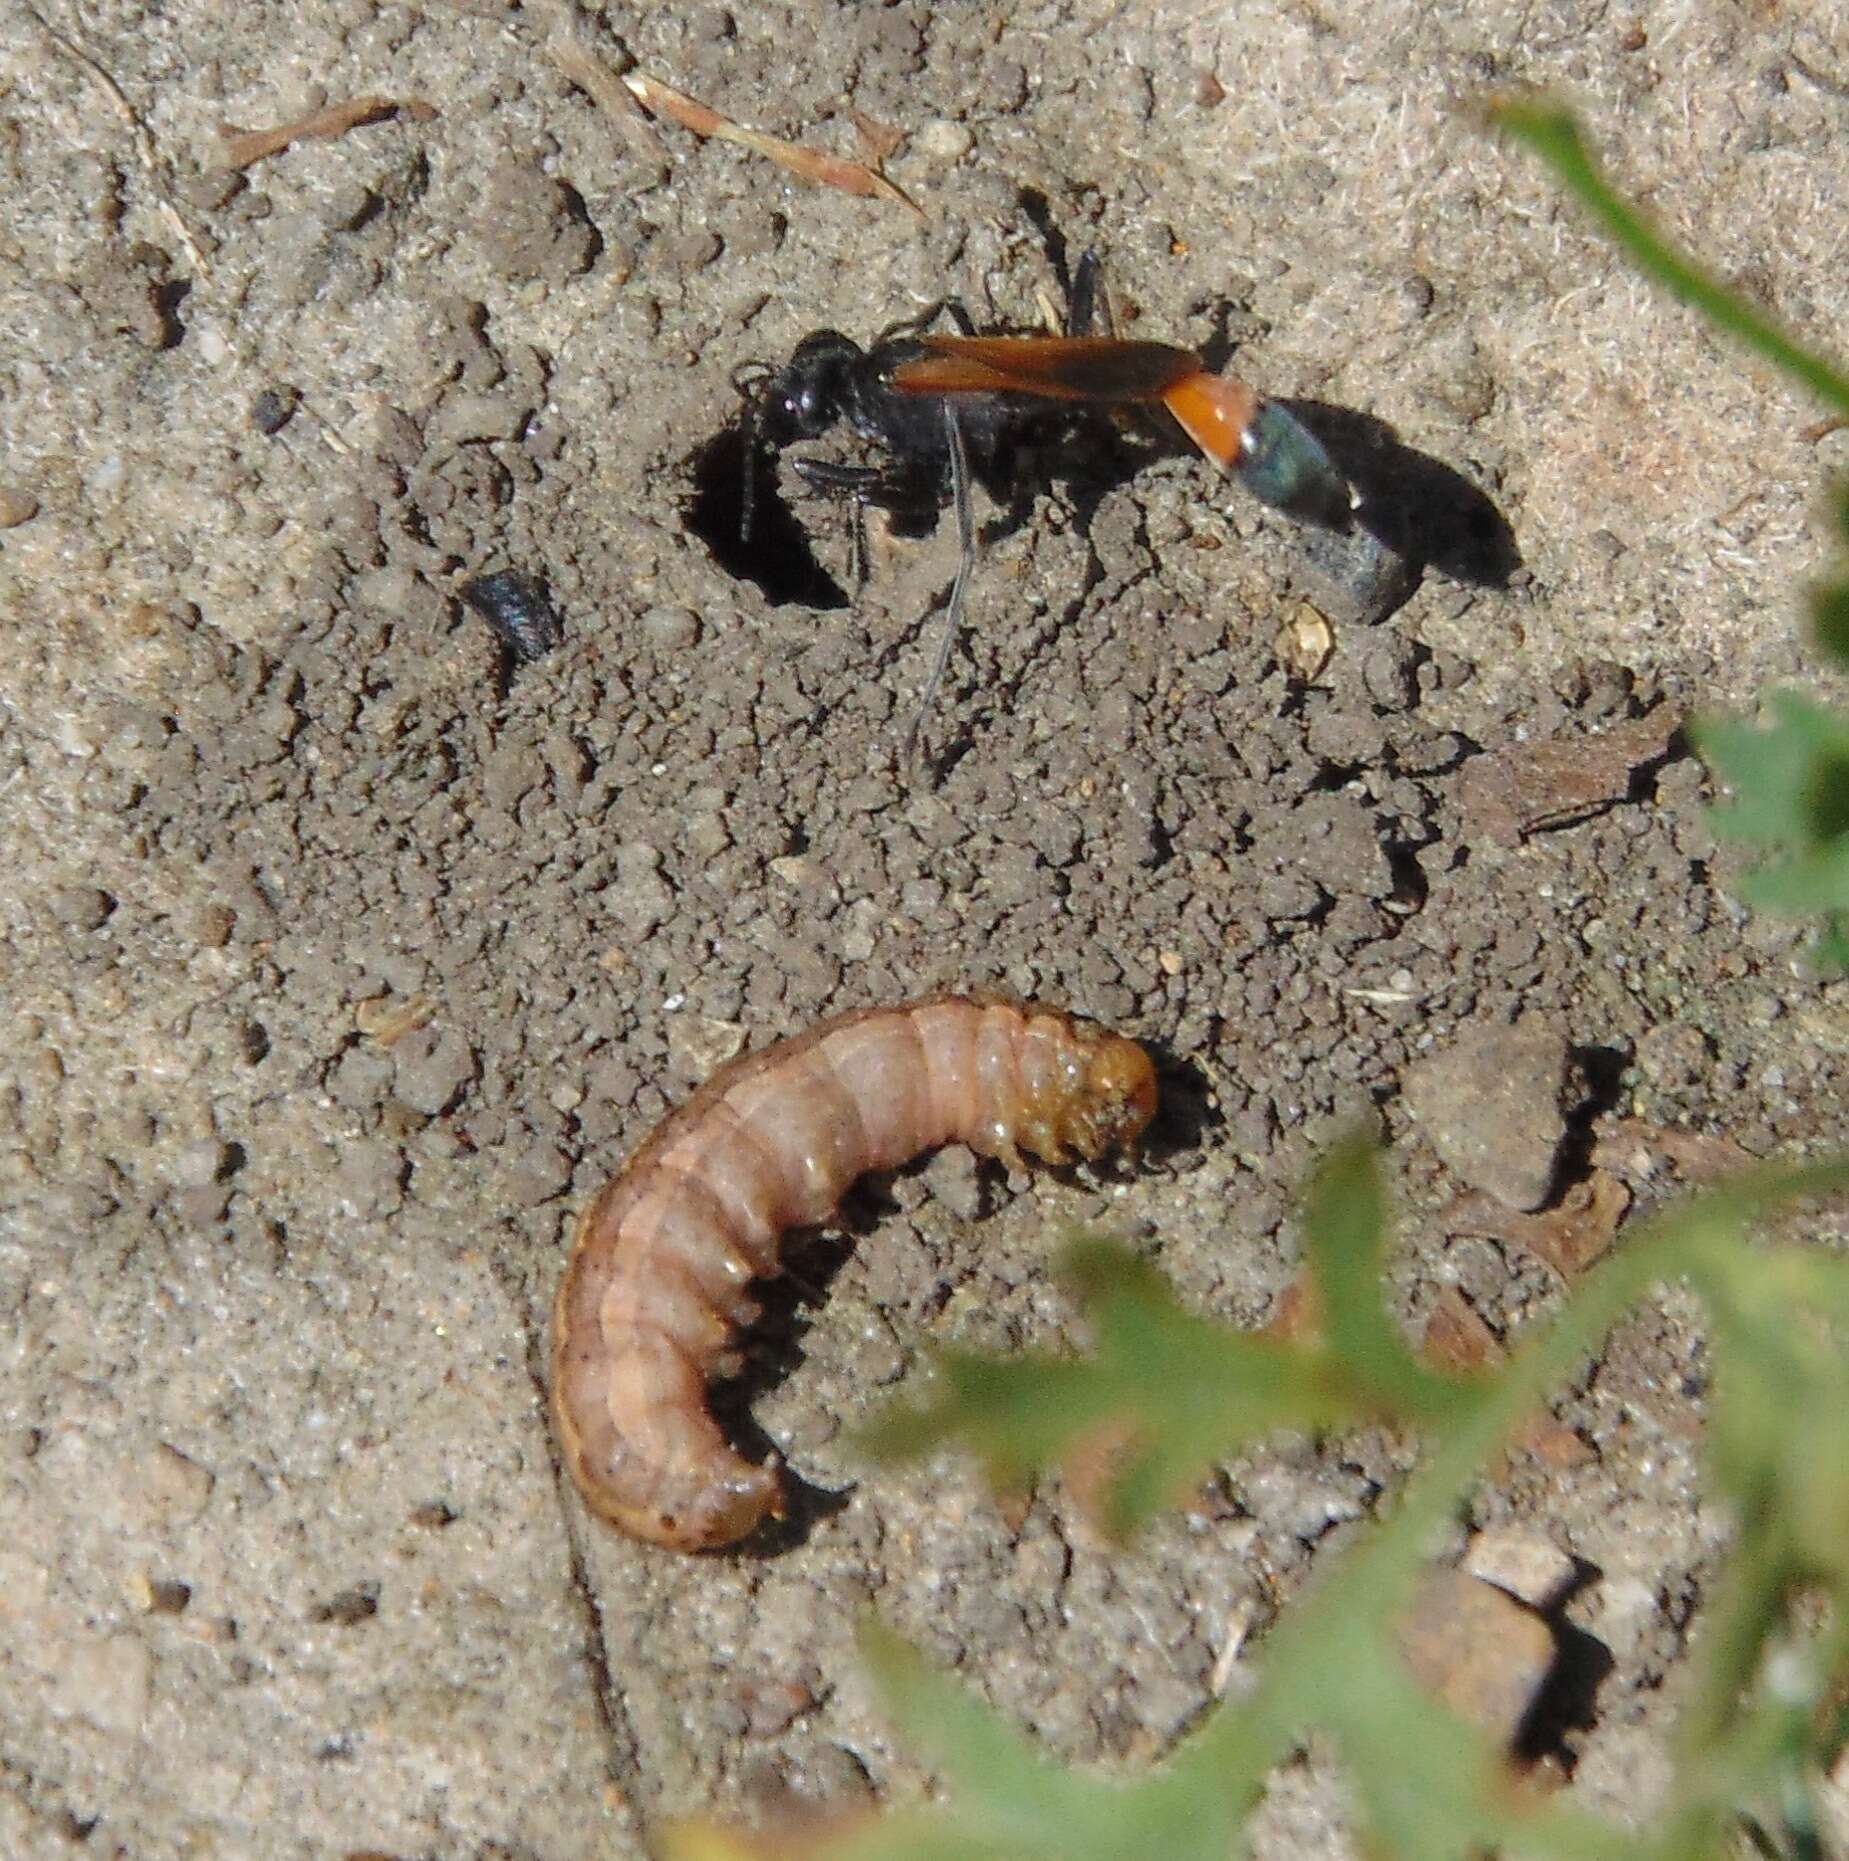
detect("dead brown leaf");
top-left (1457, 710), bottom-right (1682, 848)
top-left (1444, 1170), bottom-right (1633, 1279)
top-left (846, 106), bottom-right (905, 163)
top-left (1592, 1116), bottom-right (1760, 1184)
top-left (1421, 1284), bottom-right (1503, 1375)
top-left (544, 21), bottom-right (665, 163)
top-left (216, 96), bottom-right (435, 171)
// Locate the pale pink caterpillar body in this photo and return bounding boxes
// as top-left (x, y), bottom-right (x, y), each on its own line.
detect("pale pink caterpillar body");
top-left (550, 996), bottom-right (1157, 1552)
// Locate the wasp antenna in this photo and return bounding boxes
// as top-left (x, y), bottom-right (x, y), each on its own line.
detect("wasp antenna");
top-left (905, 404), bottom-right (976, 768)
top-left (876, 296), bottom-right (955, 346)
top-left (739, 399), bottom-right (760, 545)
top-left (848, 491), bottom-right (870, 591)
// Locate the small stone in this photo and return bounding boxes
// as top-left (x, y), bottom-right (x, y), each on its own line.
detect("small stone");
top-left (684, 811), bottom-right (730, 859)
top-left (1257, 870), bottom-right (1325, 923)
top-left (474, 162), bottom-right (598, 282)
top-left (250, 385), bottom-right (300, 434)
top-left (127, 1573), bottom-right (193, 1615)
top-left (1360, 632), bottom-right (1420, 710)
top-left (1463, 1529), bottom-right (1579, 1609)
top-left (920, 1144), bottom-right (983, 1221)
top-left (504, 1141), bottom-right (572, 1208)
top-left (336, 1138), bottom-right (407, 1218)
top-left (741, 1669), bottom-right (818, 1738)
top-left (329, 1044), bottom-right (392, 1110)
top-left (1403, 1019), bottom-right (1569, 1209)
top-left (0, 485), bottom-right (41, 527)
top-left (768, 855), bottom-right (839, 904)
top-left (392, 1026), bottom-right (477, 1116)
top-left (639, 605), bottom-right (701, 653)
top-left (128, 1444), bottom-right (215, 1526)
top-left (667, 1015), bottom-right (747, 1080)
top-left (310, 1583), bottom-right (380, 1626)
top-left (50, 1633), bottom-right (153, 1735)
top-left (1400, 273), bottom-right (1437, 317)
top-left (51, 885), bottom-right (115, 930)
top-left (608, 843), bottom-right (673, 939)
top-left (913, 118), bottom-right (974, 161)
top-left (433, 391), bottom-right (534, 446)
top-left (171, 1137), bottom-right (234, 1189)
top-left (1399, 1568), bottom-right (1558, 1746)
top-left (1633, 1021), bottom-right (1713, 1091)
top-left (175, 1183), bottom-right (231, 1226)
top-left (193, 902), bottom-right (237, 947)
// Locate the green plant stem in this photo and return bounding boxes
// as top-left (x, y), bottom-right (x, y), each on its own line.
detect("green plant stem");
top-left (1170, 1164), bottom-right (1849, 1847)
top-left (1492, 99), bottom-right (1849, 419)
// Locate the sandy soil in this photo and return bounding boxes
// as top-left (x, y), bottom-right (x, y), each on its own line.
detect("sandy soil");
top-left (3, 1), bottom-right (1848, 1856)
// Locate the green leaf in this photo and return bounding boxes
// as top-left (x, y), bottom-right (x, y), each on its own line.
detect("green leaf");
top-left (1695, 693), bottom-right (1849, 962)
top-left (1697, 694), bottom-right (1849, 845)
top-left (858, 1621), bottom-right (1244, 1861)
top-left (862, 1231), bottom-right (1355, 1538)
top-left (1738, 839), bottom-right (1849, 915)
top-left (1813, 574), bottom-right (1849, 670)
top-left (1300, 1133), bottom-right (1451, 1411)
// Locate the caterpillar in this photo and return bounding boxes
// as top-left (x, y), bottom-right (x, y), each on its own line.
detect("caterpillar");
top-left (550, 996), bottom-right (1157, 1551)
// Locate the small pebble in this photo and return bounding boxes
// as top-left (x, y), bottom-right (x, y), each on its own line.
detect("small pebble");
top-left (435, 392), bottom-right (534, 446)
top-left (172, 1137), bottom-right (235, 1189)
top-left (311, 1584), bottom-right (380, 1626)
top-left (1463, 1529), bottom-right (1579, 1610)
top-left (336, 1139), bottom-right (408, 1219)
top-left (639, 605), bottom-right (701, 653)
top-left (505, 1140), bottom-right (573, 1209)
top-left (0, 485), bottom-right (41, 527)
top-left (913, 118), bottom-right (974, 162)
top-left (193, 902), bottom-right (238, 947)
top-left (1399, 1568), bottom-right (1559, 1746)
top-left (52, 885), bottom-right (115, 930)
top-left (1403, 1018), bottom-right (1569, 1210)
top-left (250, 385), bottom-right (300, 434)
top-left (127, 1572), bottom-right (193, 1615)
top-left (129, 1444), bottom-right (215, 1526)
top-left (667, 1015), bottom-right (747, 1079)
top-left (51, 1633), bottom-right (153, 1735)
top-left (392, 1026), bottom-right (477, 1117)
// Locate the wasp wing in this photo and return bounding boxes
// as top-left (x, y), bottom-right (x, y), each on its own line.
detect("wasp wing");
top-left (893, 335), bottom-right (1202, 404)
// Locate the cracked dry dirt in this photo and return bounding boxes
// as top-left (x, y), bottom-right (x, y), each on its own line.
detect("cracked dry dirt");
top-left (3, 3), bottom-right (1848, 1857)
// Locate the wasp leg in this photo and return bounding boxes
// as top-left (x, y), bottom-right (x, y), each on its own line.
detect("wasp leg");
top-left (906, 403), bottom-right (975, 766)
top-left (789, 457), bottom-right (888, 587)
top-left (1068, 249), bottom-right (1102, 336)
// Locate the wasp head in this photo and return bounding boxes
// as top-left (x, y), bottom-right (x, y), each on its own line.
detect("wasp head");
top-left (756, 330), bottom-right (864, 446)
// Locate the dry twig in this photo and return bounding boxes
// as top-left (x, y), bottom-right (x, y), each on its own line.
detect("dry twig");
top-left (215, 95), bottom-right (436, 172)
top-left (622, 69), bottom-right (922, 215)
top-left (23, 1), bottom-right (211, 274)
top-left (533, 0), bottom-right (664, 163)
